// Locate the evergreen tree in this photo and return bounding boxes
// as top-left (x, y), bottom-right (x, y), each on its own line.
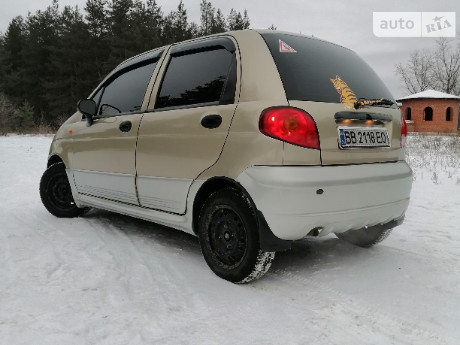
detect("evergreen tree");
top-left (242, 10), bottom-right (250, 29)
top-left (162, 1), bottom-right (192, 44)
top-left (213, 9), bottom-right (227, 33)
top-left (0, 93), bottom-right (35, 133)
top-left (0, 34), bottom-right (5, 90)
top-left (0, 0), bottom-right (251, 131)
top-left (227, 8), bottom-right (249, 31)
top-left (21, 0), bottom-right (60, 125)
top-left (108, 0), bottom-right (135, 63)
top-left (130, 0), bottom-right (163, 53)
top-left (200, 0), bottom-right (215, 36)
top-left (0, 93), bottom-right (18, 134)
top-left (85, 0), bottom-right (108, 38)
top-left (189, 22), bottom-right (200, 39)
top-left (16, 100), bottom-right (35, 130)
top-left (45, 5), bottom-right (94, 122)
top-left (84, 0), bottom-right (111, 80)
top-left (145, 0), bottom-right (163, 44)
top-left (227, 9), bottom-right (242, 31)
top-left (0, 16), bottom-right (26, 103)
top-left (199, 1), bottom-right (226, 35)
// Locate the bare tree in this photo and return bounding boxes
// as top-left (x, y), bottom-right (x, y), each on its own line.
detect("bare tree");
top-left (395, 50), bottom-right (433, 94)
top-left (395, 38), bottom-right (460, 95)
top-left (432, 38), bottom-right (460, 95)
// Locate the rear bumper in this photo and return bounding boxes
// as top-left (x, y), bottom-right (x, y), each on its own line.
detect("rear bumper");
top-left (236, 161), bottom-right (412, 241)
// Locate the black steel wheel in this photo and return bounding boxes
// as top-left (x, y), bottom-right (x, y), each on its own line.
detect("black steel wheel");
top-left (198, 188), bottom-right (275, 283)
top-left (40, 162), bottom-right (85, 218)
top-left (208, 207), bottom-right (247, 266)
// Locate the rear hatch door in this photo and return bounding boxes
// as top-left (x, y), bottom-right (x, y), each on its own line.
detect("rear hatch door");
top-left (260, 32), bottom-right (403, 165)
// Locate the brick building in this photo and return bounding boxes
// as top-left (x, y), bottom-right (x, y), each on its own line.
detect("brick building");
top-left (396, 90), bottom-right (460, 133)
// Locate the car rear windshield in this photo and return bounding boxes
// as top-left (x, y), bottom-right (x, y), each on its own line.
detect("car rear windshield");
top-left (261, 33), bottom-right (394, 104)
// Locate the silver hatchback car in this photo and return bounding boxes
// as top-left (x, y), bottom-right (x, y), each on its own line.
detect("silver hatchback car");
top-left (40, 30), bottom-right (412, 283)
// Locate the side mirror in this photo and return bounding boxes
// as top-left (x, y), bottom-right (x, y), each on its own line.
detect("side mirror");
top-left (77, 99), bottom-right (97, 126)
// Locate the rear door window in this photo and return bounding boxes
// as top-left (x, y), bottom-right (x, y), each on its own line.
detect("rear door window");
top-left (261, 33), bottom-right (395, 104)
top-left (155, 38), bottom-right (236, 110)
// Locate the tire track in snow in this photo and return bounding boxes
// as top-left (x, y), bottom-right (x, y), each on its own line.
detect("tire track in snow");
top-left (19, 210), bottom-right (216, 343)
top-left (13, 206), bottom-right (238, 344)
top-left (93, 220), bottom-right (249, 345)
top-left (79, 212), bottom-right (218, 322)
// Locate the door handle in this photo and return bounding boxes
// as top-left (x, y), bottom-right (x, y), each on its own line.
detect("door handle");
top-left (119, 120), bottom-right (132, 132)
top-left (201, 115), bottom-right (222, 129)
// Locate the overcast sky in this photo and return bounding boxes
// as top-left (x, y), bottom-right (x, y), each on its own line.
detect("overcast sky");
top-left (1, 0), bottom-right (459, 98)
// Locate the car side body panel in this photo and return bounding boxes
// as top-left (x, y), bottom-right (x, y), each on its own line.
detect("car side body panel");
top-left (135, 36), bottom-right (241, 214)
top-left (46, 30), bottom-right (412, 249)
top-left (197, 31), bottom-right (308, 179)
top-left (136, 104), bottom-right (238, 213)
top-left (52, 113), bottom-right (143, 204)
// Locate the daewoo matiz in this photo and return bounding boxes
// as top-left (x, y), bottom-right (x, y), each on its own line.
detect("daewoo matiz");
top-left (40, 30), bottom-right (412, 283)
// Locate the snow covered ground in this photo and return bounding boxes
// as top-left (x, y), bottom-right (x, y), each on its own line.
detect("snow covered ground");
top-left (0, 134), bottom-right (459, 345)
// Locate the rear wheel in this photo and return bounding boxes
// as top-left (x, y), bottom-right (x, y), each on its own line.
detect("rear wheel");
top-left (198, 188), bottom-right (275, 283)
top-left (40, 162), bottom-right (85, 218)
top-left (335, 227), bottom-right (392, 248)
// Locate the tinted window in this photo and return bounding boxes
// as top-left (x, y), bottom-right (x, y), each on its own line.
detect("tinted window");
top-left (98, 61), bottom-right (157, 116)
top-left (155, 48), bottom-right (235, 109)
top-left (91, 88), bottom-right (103, 107)
top-left (261, 33), bottom-right (395, 104)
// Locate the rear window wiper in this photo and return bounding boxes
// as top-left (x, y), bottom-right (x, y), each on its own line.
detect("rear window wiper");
top-left (354, 98), bottom-right (396, 109)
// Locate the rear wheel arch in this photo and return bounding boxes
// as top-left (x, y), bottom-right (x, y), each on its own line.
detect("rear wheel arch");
top-left (47, 155), bottom-right (64, 168)
top-left (192, 177), bottom-right (253, 235)
top-left (192, 176), bottom-right (292, 252)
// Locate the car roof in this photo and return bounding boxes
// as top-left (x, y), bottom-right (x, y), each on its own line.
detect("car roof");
top-left (113, 29), bottom-right (349, 71)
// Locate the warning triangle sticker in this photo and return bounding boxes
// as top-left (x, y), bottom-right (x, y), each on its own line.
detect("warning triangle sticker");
top-left (279, 40), bottom-right (297, 53)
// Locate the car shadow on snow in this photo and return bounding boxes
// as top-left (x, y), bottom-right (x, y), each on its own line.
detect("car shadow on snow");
top-left (269, 235), bottom-right (396, 279)
top-left (81, 208), bottom-right (202, 252)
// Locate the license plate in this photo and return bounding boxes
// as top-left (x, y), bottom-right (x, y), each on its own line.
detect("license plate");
top-left (338, 127), bottom-right (390, 148)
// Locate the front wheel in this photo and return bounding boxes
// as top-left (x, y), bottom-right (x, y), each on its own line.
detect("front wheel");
top-left (335, 227), bottom-right (393, 248)
top-left (198, 188), bottom-right (275, 283)
top-left (40, 162), bottom-right (86, 218)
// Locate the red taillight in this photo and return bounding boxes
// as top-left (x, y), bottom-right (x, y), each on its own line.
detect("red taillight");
top-left (259, 107), bottom-right (320, 149)
top-left (400, 117), bottom-right (407, 148)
